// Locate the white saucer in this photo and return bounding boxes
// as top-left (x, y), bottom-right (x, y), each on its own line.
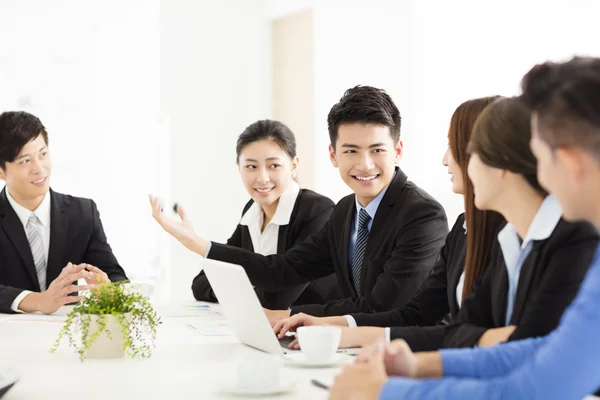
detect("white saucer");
top-left (219, 379), bottom-right (295, 397)
top-left (283, 353), bottom-right (353, 368)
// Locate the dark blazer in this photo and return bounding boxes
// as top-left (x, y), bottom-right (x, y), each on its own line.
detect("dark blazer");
top-left (394, 218), bottom-right (599, 352)
top-left (350, 214), bottom-right (467, 329)
top-left (192, 189), bottom-right (337, 309)
top-left (207, 167), bottom-right (449, 317)
top-left (0, 188), bottom-right (128, 313)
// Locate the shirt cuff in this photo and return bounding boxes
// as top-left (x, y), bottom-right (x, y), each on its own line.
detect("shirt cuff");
top-left (344, 315), bottom-right (358, 328)
top-left (11, 290), bottom-right (33, 313)
top-left (385, 327), bottom-right (391, 343)
top-left (205, 241), bottom-right (212, 257)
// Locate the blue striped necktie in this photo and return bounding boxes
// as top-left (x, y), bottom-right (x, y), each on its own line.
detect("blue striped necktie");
top-left (26, 214), bottom-right (47, 291)
top-left (351, 208), bottom-right (371, 294)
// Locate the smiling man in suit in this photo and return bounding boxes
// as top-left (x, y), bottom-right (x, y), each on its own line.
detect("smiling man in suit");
top-left (0, 111), bottom-right (128, 314)
top-left (151, 86), bottom-right (448, 324)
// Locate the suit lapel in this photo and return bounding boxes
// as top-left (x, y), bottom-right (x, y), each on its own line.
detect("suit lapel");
top-left (510, 245), bottom-right (540, 323)
top-left (360, 168), bottom-right (407, 287)
top-left (492, 260), bottom-right (509, 325)
top-left (340, 200), bottom-right (355, 293)
top-left (46, 191), bottom-right (68, 284)
top-left (278, 191), bottom-right (301, 253)
top-left (277, 225), bottom-right (288, 254)
top-left (240, 226), bottom-right (255, 252)
top-left (0, 189), bottom-right (40, 290)
top-left (447, 241), bottom-right (466, 315)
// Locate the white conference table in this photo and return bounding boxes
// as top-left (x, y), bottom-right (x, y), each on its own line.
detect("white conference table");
top-left (3, 302), bottom-right (600, 400)
top-left (0, 302), bottom-right (338, 400)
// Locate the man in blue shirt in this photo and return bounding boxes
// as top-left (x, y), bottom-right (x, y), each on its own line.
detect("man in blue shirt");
top-left (329, 57), bottom-right (600, 400)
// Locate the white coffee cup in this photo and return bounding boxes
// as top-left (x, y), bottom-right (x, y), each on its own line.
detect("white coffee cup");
top-left (236, 355), bottom-right (282, 391)
top-left (297, 326), bottom-right (342, 363)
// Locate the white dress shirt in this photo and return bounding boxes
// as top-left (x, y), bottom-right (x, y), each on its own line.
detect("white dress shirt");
top-left (455, 220), bottom-right (467, 308)
top-left (498, 195), bottom-right (562, 325)
top-left (455, 270), bottom-right (466, 308)
top-left (6, 190), bottom-right (52, 312)
top-left (239, 180), bottom-right (300, 256)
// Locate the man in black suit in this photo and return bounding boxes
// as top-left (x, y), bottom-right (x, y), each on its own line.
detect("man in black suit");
top-left (151, 86), bottom-right (448, 323)
top-left (0, 111), bottom-right (127, 314)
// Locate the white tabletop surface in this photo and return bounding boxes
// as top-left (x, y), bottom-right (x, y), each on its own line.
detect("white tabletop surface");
top-left (0, 302), bottom-right (339, 400)
top-left (3, 302), bottom-right (599, 400)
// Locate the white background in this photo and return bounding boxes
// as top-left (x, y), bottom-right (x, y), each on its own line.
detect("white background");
top-left (1, 0), bottom-right (599, 301)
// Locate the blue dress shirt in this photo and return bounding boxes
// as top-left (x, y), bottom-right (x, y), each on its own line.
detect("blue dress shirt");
top-left (380, 243), bottom-right (600, 400)
top-left (348, 185), bottom-right (390, 264)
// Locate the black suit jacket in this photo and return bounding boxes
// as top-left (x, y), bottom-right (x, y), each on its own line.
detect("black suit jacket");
top-left (350, 214), bottom-right (467, 329)
top-left (394, 218), bottom-right (598, 352)
top-left (192, 189), bottom-right (338, 309)
top-left (0, 188), bottom-right (128, 313)
top-left (207, 168), bottom-right (449, 316)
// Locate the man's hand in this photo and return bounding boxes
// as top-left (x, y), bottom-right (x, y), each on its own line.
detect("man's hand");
top-left (149, 195), bottom-right (208, 256)
top-left (18, 263), bottom-right (92, 314)
top-left (357, 339), bottom-right (418, 378)
top-left (273, 313), bottom-right (342, 339)
top-left (329, 341), bottom-right (388, 400)
top-left (478, 325), bottom-right (517, 347)
top-left (264, 308), bottom-right (291, 327)
top-left (80, 263), bottom-right (110, 285)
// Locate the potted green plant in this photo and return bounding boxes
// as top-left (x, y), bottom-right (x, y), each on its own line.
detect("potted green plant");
top-left (50, 281), bottom-right (161, 361)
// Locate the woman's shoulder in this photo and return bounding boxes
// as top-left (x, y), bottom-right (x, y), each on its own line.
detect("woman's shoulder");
top-left (293, 188), bottom-right (335, 219)
top-left (297, 188), bottom-right (335, 207)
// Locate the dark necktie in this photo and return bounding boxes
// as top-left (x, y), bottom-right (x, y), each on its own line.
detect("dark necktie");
top-left (351, 208), bottom-right (371, 294)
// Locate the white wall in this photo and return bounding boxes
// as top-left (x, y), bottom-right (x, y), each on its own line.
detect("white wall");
top-left (410, 0), bottom-right (600, 224)
top-left (4, 0), bottom-right (599, 302)
top-left (0, 0), bottom-right (166, 292)
top-left (274, 0), bottom-right (600, 226)
top-left (1, 0), bottom-right (274, 303)
top-left (161, 0), bottom-right (273, 301)
top-left (312, 0), bottom-right (417, 204)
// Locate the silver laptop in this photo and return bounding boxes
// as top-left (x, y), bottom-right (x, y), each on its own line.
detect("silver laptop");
top-left (0, 368), bottom-right (17, 399)
top-left (201, 258), bottom-right (359, 356)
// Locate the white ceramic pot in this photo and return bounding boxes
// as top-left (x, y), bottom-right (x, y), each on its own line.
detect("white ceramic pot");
top-left (85, 314), bottom-right (128, 359)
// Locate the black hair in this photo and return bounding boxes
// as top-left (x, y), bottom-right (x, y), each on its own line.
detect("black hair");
top-left (236, 120), bottom-right (296, 161)
top-left (327, 85), bottom-right (401, 148)
top-left (520, 56), bottom-right (600, 159)
top-left (0, 111), bottom-right (48, 170)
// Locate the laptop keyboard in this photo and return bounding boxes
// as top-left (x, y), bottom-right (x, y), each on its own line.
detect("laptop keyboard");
top-left (278, 335), bottom-right (295, 349)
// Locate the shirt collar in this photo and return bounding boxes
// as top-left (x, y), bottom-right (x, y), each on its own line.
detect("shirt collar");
top-left (239, 201), bottom-right (261, 227)
top-left (270, 180), bottom-right (300, 225)
top-left (6, 189), bottom-right (51, 228)
top-left (354, 182), bottom-right (390, 221)
top-left (497, 195), bottom-right (562, 249)
top-left (240, 180), bottom-right (300, 227)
